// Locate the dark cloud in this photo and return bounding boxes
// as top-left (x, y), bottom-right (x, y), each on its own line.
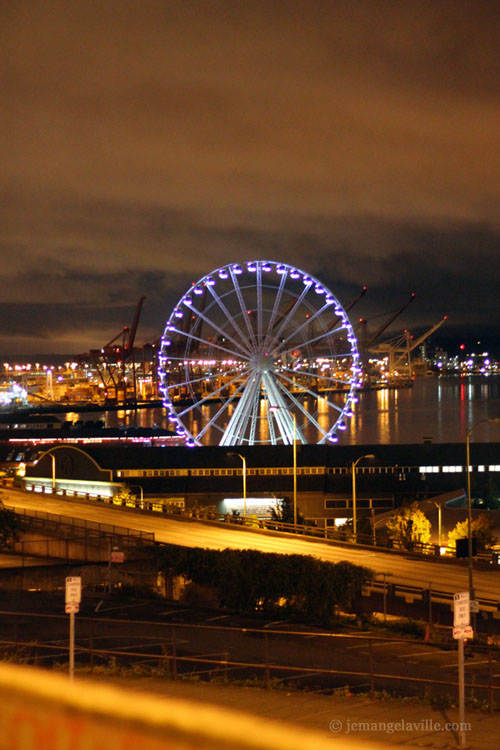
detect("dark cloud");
top-left (0, 0), bottom-right (499, 355)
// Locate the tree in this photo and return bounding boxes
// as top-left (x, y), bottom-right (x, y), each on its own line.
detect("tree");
top-left (154, 543), bottom-right (372, 624)
top-left (448, 514), bottom-right (496, 552)
top-left (112, 486), bottom-right (140, 506)
top-left (386, 503), bottom-right (431, 550)
top-left (332, 515), bottom-right (373, 541)
top-left (477, 479), bottom-right (500, 510)
top-left (0, 501), bottom-right (22, 549)
top-left (271, 496), bottom-right (305, 525)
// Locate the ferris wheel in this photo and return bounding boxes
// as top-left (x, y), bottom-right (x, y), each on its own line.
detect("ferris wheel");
top-left (159, 261), bottom-right (361, 446)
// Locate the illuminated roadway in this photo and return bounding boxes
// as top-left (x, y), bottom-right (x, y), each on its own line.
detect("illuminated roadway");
top-left (4, 488), bottom-right (500, 601)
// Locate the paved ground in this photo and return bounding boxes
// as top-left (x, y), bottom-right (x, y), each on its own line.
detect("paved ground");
top-left (85, 673), bottom-right (500, 749)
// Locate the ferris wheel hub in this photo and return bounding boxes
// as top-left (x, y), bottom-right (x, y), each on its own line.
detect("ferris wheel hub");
top-left (251, 351), bottom-right (275, 373)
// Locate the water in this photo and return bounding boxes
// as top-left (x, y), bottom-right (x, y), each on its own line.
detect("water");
top-left (64, 375), bottom-right (500, 446)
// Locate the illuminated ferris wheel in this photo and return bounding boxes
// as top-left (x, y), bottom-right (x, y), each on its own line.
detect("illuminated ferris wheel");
top-left (159, 261), bottom-right (361, 446)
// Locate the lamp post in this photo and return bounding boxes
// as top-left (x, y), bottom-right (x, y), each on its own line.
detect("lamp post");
top-left (228, 453), bottom-right (246, 519)
top-left (50, 452), bottom-right (56, 493)
top-left (352, 454), bottom-right (375, 541)
top-left (292, 412), bottom-right (297, 527)
top-left (129, 484), bottom-right (144, 508)
top-left (269, 407), bottom-right (297, 527)
top-left (432, 501), bottom-right (442, 547)
top-left (465, 418), bottom-right (500, 604)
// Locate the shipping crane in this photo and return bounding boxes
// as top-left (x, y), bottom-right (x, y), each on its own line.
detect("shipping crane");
top-left (369, 316), bottom-right (447, 378)
top-left (86, 297), bottom-right (146, 403)
top-left (359, 293), bottom-right (416, 351)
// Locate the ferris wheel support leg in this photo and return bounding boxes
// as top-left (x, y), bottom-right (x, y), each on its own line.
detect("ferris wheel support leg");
top-left (220, 373), bottom-right (261, 446)
top-left (262, 371), bottom-right (295, 445)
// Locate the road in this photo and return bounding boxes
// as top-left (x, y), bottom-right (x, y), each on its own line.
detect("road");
top-left (4, 488), bottom-right (500, 601)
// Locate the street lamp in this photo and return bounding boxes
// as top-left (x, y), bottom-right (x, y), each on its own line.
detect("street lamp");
top-left (352, 454), bottom-right (375, 541)
top-left (50, 452), bottom-right (56, 493)
top-left (465, 418), bottom-right (500, 603)
top-left (128, 484), bottom-right (144, 508)
top-left (269, 407), bottom-right (297, 527)
top-left (432, 501), bottom-right (442, 547)
top-left (228, 453), bottom-right (246, 519)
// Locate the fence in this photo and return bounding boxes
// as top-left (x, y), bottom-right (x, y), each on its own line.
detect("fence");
top-left (1, 609), bottom-right (500, 711)
top-left (7, 504), bottom-right (155, 548)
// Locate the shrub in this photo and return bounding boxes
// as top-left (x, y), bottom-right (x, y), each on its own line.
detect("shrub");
top-left (156, 544), bottom-right (372, 623)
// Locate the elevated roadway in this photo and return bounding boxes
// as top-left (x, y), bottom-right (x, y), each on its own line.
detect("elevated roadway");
top-left (4, 488), bottom-right (500, 602)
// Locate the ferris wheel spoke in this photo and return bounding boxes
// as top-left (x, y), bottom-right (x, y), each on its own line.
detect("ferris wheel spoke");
top-left (279, 366), bottom-right (353, 388)
top-left (276, 369), bottom-right (345, 414)
top-left (204, 283), bottom-right (254, 353)
top-left (176, 367), bottom-right (252, 417)
top-left (229, 267), bottom-right (258, 349)
top-left (182, 302), bottom-right (252, 358)
top-left (262, 267), bottom-right (288, 350)
top-left (168, 325), bottom-right (250, 362)
top-left (275, 326), bottom-right (349, 359)
top-left (196, 377), bottom-right (250, 441)
top-left (220, 371), bottom-right (262, 446)
top-left (256, 264), bottom-right (263, 343)
top-left (160, 364), bottom-right (241, 393)
top-left (279, 302), bottom-right (339, 347)
top-left (274, 378), bottom-right (328, 438)
top-left (265, 283), bottom-right (312, 353)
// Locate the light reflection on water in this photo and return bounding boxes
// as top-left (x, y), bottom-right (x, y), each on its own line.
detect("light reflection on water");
top-left (67, 376), bottom-right (500, 445)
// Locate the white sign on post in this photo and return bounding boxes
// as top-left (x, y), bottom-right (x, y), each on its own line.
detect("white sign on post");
top-left (453, 591), bottom-right (470, 628)
top-left (65, 576), bottom-right (81, 605)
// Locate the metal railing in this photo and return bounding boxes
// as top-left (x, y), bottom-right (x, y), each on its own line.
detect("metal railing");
top-left (6, 505), bottom-right (155, 547)
top-left (0, 609), bottom-right (499, 710)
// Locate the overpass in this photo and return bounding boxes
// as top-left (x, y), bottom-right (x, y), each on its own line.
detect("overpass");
top-left (3, 486), bottom-right (500, 603)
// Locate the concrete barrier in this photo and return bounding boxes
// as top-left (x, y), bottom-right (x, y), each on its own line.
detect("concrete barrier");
top-left (0, 663), bottom-right (383, 750)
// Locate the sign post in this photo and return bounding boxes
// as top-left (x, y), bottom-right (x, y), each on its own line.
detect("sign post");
top-left (453, 591), bottom-right (471, 749)
top-left (108, 544), bottom-right (125, 593)
top-left (65, 576), bottom-right (81, 681)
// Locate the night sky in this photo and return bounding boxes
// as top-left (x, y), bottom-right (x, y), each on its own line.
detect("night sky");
top-left (1, 1), bottom-right (499, 357)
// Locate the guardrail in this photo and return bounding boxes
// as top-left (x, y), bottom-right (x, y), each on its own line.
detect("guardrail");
top-left (6, 505), bottom-right (155, 547)
top-left (10, 490), bottom-right (498, 567)
top-left (0, 610), bottom-right (499, 710)
top-left (365, 578), bottom-right (500, 619)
